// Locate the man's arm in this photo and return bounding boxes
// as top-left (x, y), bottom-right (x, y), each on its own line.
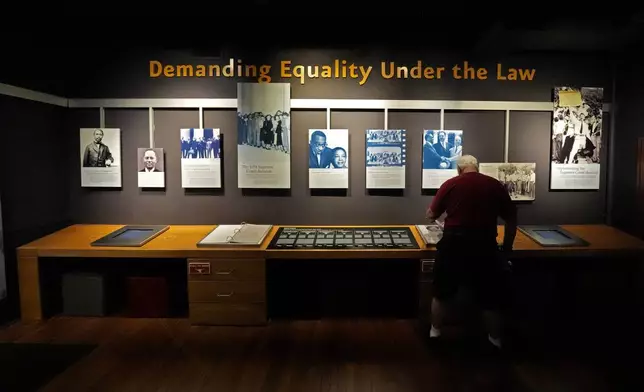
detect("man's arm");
top-left (105, 146), bottom-right (114, 163)
top-left (426, 184), bottom-right (448, 221)
top-left (499, 186), bottom-right (517, 250)
top-left (82, 146), bottom-right (90, 167)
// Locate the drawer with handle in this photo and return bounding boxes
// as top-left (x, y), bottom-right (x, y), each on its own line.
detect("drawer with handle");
top-left (188, 280), bottom-right (266, 303)
top-left (187, 258), bottom-right (265, 281)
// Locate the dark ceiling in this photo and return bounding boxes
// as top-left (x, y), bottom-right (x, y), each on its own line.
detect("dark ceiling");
top-left (9, 6), bottom-right (644, 54)
top-left (1, 7), bottom-right (643, 63)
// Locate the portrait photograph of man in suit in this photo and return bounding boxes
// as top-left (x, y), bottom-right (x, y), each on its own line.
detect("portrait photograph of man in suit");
top-left (309, 130), bottom-right (334, 169)
top-left (79, 128), bottom-right (122, 187)
top-left (137, 147), bottom-right (165, 188)
top-left (138, 148), bottom-right (164, 172)
top-left (82, 129), bottom-right (115, 167)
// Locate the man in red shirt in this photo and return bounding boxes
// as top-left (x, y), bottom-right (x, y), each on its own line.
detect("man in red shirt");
top-left (426, 155), bottom-right (517, 350)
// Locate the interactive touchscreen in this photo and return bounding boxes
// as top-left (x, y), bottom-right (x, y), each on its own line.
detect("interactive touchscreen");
top-left (518, 225), bottom-right (589, 247)
top-left (113, 229), bottom-right (154, 241)
top-left (90, 225), bottom-right (169, 247)
top-left (534, 230), bottom-right (570, 241)
top-left (268, 227), bottom-right (419, 249)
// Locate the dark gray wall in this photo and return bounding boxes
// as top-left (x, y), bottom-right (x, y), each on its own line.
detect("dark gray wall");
top-left (0, 47), bottom-right (615, 229)
top-left (612, 48), bottom-right (644, 236)
top-left (65, 107), bottom-right (609, 225)
top-left (0, 95), bottom-right (69, 310)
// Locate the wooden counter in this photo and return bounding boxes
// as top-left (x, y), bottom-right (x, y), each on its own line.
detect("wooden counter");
top-left (17, 224), bottom-right (644, 259)
top-left (16, 224), bottom-right (644, 324)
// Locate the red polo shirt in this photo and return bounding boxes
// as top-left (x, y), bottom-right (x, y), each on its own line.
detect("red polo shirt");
top-left (429, 171), bottom-right (516, 230)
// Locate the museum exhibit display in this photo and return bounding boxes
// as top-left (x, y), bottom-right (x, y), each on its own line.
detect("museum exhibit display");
top-left (422, 129), bottom-right (463, 189)
top-left (365, 129), bottom-right (406, 189)
top-left (479, 162), bottom-right (537, 201)
top-left (551, 86), bottom-right (603, 190)
top-left (80, 128), bottom-right (122, 188)
top-left (518, 225), bottom-right (590, 247)
top-left (90, 225), bottom-right (170, 247)
top-left (180, 128), bottom-right (221, 188)
top-left (7, 38), bottom-right (644, 361)
top-left (137, 147), bottom-right (165, 188)
top-left (268, 227), bottom-right (419, 249)
top-left (237, 82), bottom-right (291, 189)
top-left (197, 223), bottom-right (273, 247)
top-left (415, 223), bottom-right (444, 246)
top-left (308, 129), bottom-right (349, 189)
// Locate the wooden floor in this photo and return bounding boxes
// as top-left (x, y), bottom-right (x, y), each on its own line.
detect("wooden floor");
top-left (0, 317), bottom-right (637, 392)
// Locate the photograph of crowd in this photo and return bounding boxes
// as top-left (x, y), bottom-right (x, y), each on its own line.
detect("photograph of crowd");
top-left (365, 130), bottom-right (406, 167)
top-left (237, 110), bottom-right (290, 154)
top-left (551, 87), bottom-right (603, 165)
top-left (480, 162), bottom-right (536, 201)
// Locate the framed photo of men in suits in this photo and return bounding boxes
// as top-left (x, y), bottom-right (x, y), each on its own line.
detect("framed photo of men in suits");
top-left (137, 147), bottom-right (165, 188)
top-left (421, 129), bottom-right (463, 189)
top-left (80, 128), bottom-right (122, 188)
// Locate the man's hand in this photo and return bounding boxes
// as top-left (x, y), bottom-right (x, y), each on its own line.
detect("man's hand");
top-left (425, 207), bottom-right (435, 222)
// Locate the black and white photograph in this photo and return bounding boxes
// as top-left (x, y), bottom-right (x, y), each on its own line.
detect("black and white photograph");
top-left (366, 146), bottom-right (403, 166)
top-left (366, 129), bottom-right (403, 144)
top-left (480, 162), bottom-right (537, 201)
top-left (137, 147), bottom-right (165, 188)
top-left (180, 128), bottom-right (220, 159)
top-left (80, 128), bottom-right (122, 187)
top-left (365, 129), bottom-right (406, 189)
top-left (237, 82), bottom-right (291, 189)
top-left (551, 86), bottom-right (603, 190)
top-left (422, 129), bottom-right (463, 189)
top-left (180, 128), bottom-right (222, 188)
top-left (308, 129), bottom-right (349, 189)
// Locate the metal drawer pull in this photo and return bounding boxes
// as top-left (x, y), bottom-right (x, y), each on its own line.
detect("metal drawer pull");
top-left (215, 269), bottom-right (234, 275)
top-left (216, 292), bottom-right (234, 297)
top-left (421, 259), bottom-right (435, 273)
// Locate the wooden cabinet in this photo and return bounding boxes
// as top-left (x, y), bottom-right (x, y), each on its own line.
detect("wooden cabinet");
top-left (187, 258), bottom-right (267, 325)
top-left (418, 259), bottom-right (434, 327)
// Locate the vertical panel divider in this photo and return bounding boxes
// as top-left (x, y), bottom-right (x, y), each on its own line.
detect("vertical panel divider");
top-left (384, 108), bottom-right (389, 129)
top-left (199, 107), bottom-right (204, 129)
top-left (99, 107), bottom-right (105, 128)
top-left (149, 108), bottom-right (155, 148)
top-left (504, 110), bottom-right (510, 163)
top-left (326, 107), bottom-right (331, 130)
top-left (440, 108), bottom-right (445, 130)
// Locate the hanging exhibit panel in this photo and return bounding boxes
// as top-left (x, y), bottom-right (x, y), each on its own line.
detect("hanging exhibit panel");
top-left (137, 147), bottom-right (165, 188)
top-left (550, 86), bottom-right (603, 190)
top-left (479, 162), bottom-right (537, 201)
top-left (237, 82), bottom-right (291, 189)
top-left (421, 129), bottom-right (463, 189)
top-left (365, 129), bottom-right (406, 189)
top-left (180, 128), bottom-right (222, 188)
top-left (80, 128), bottom-right (122, 188)
top-left (308, 128), bottom-right (349, 189)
